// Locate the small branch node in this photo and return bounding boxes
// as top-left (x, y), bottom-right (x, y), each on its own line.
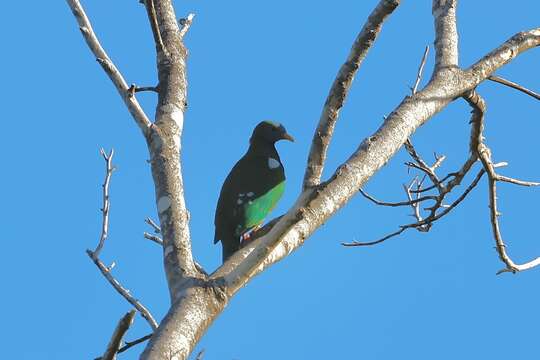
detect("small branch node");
top-left (144, 232), bottom-right (163, 245)
top-left (179, 13), bottom-right (195, 38)
top-left (145, 217), bottom-right (161, 233)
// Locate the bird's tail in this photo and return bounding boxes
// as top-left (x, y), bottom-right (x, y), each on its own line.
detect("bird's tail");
top-left (220, 234), bottom-right (240, 262)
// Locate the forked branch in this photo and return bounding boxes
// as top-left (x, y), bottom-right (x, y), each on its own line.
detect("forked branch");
top-left (464, 90), bottom-right (540, 274)
top-left (86, 149), bottom-right (158, 330)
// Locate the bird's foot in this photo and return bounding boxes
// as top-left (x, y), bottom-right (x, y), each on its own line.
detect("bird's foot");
top-left (240, 224), bottom-right (263, 247)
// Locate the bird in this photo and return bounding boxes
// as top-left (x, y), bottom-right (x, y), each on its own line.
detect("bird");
top-left (214, 121), bottom-right (294, 262)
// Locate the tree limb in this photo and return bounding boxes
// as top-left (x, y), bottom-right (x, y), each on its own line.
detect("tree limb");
top-left (412, 45), bottom-right (430, 94)
top-left (433, 0), bottom-right (459, 71)
top-left (144, 232), bottom-right (164, 245)
top-left (488, 75), bottom-right (540, 101)
top-left (65, 0), bottom-right (151, 134)
top-left (464, 90), bottom-right (540, 274)
top-left (145, 217), bottom-right (161, 233)
top-left (467, 29), bottom-right (540, 83)
top-left (143, 0), bottom-right (202, 303)
top-left (303, 0), bottom-right (401, 189)
top-left (86, 149), bottom-right (158, 330)
top-left (87, 251), bottom-right (159, 330)
top-left (98, 310), bottom-right (136, 360)
top-left (93, 149), bottom-right (114, 257)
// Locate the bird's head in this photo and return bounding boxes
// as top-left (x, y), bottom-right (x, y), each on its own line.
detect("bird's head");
top-left (250, 121), bottom-right (294, 145)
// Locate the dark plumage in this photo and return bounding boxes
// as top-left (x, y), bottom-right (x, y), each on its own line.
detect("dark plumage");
top-left (214, 121), bottom-right (294, 262)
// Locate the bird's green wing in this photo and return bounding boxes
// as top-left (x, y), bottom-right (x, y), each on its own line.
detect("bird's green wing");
top-left (241, 180), bottom-right (285, 232)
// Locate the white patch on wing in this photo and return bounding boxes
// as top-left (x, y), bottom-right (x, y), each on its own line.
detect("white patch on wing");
top-left (247, 192), bottom-right (254, 197)
top-left (268, 157), bottom-right (281, 169)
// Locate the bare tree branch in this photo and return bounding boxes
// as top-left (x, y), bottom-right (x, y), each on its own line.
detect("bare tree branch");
top-left (93, 149), bottom-right (114, 257)
top-left (488, 75), bottom-right (540, 101)
top-left (65, 0), bottom-right (152, 133)
top-left (412, 45), bottom-right (430, 94)
top-left (344, 169), bottom-right (485, 246)
top-left (467, 29), bottom-right (540, 83)
top-left (142, 0), bottom-right (202, 303)
top-left (303, 0), bottom-right (401, 189)
top-left (87, 251), bottom-right (159, 330)
top-left (86, 149), bottom-right (158, 330)
top-left (144, 232), bottom-right (164, 245)
top-left (128, 84), bottom-right (159, 96)
top-left (464, 90), bottom-right (540, 274)
top-left (433, 0), bottom-right (459, 70)
top-left (98, 310), bottom-right (136, 360)
top-left (359, 188), bottom-right (437, 207)
top-left (145, 217), bottom-right (161, 233)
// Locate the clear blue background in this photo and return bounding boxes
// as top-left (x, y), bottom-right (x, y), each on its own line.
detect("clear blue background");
top-left (1, 1), bottom-right (539, 359)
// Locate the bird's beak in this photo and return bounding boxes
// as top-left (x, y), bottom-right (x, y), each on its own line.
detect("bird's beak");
top-left (281, 132), bottom-right (295, 142)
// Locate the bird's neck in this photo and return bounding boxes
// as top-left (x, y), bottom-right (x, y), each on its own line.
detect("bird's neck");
top-left (247, 141), bottom-right (279, 159)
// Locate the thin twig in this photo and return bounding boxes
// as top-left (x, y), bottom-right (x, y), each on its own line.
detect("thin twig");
top-left (342, 228), bottom-right (405, 247)
top-left (97, 310), bottom-right (136, 360)
top-left (409, 174), bottom-right (454, 193)
top-left (488, 75), bottom-right (540, 101)
top-left (144, 232), bottom-right (163, 245)
top-left (66, 0), bottom-right (151, 133)
top-left (179, 13), bottom-right (195, 38)
top-left (359, 188), bottom-right (437, 207)
top-left (144, 0), bottom-right (167, 55)
top-left (117, 334), bottom-right (153, 355)
top-left (87, 250), bottom-right (159, 330)
top-left (348, 89), bottom-right (486, 247)
top-left (136, 86), bottom-right (159, 93)
top-left (145, 217), bottom-right (161, 233)
top-left (95, 333), bottom-right (152, 360)
top-left (412, 45), bottom-right (430, 94)
top-left (344, 169), bottom-right (485, 247)
top-left (93, 149), bottom-right (115, 257)
top-left (128, 84), bottom-right (159, 98)
top-left (87, 151), bottom-right (158, 330)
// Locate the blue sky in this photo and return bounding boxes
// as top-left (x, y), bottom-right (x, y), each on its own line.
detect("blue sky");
top-left (1, 1), bottom-right (539, 359)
